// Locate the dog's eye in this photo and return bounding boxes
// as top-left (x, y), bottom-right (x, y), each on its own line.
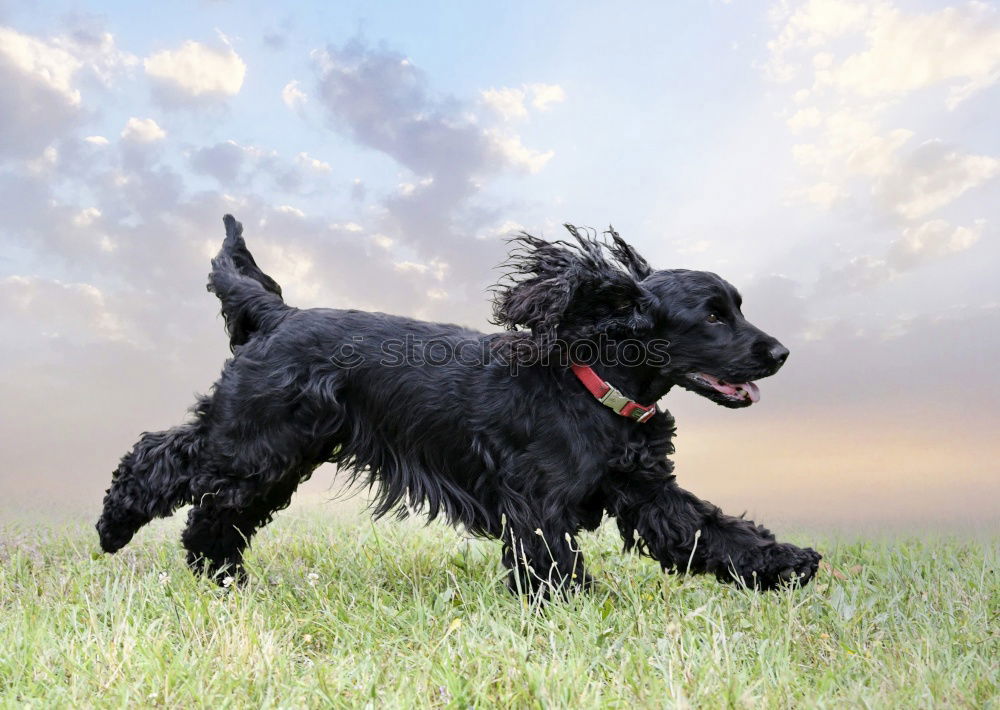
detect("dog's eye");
top-left (707, 313), bottom-right (720, 323)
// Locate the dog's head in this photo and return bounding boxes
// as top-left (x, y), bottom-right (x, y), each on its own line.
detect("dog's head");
top-left (493, 225), bottom-right (789, 408)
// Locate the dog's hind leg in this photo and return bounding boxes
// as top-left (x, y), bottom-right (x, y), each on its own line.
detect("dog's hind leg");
top-left (96, 423), bottom-right (203, 553)
top-left (181, 474), bottom-right (303, 583)
top-left (609, 477), bottom-right (821, 590)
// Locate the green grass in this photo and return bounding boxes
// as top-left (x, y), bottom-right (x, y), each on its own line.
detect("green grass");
top-left (1, 507), bottom-right (996, 708)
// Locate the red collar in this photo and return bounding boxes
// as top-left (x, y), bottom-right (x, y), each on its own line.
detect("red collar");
top-left (570, 363), bottom-right (657, 423)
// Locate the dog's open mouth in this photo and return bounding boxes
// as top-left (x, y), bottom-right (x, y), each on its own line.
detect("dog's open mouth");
top-left (685, 372), bottom-right (760, 404)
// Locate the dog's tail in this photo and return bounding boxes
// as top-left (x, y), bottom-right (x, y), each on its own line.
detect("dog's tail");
top-left (208, 214), bottom-right (290, 350)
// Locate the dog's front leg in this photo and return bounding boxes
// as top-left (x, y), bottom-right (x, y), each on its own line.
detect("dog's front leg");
top-left (609, 478), bottom-right (820, 589)
top-left (500, 523), bottom-right (592, 598)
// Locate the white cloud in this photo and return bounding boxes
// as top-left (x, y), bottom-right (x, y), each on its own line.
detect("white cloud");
top-left (769, 2), bottom-right (1000, 221)
top-left (790, 116), bottom-right (997, 217)
top-left (0, 26), bottom-right (82, 104)
top-left (26, 145), bottom-right (58, 174)
top-left (144, 40), bottom-right (246, 102)
top-left (771, 1), bottom-right (1000, 105)
top-left (276, 204), bottom-right (305, 218)
top-left (72, 207), bottom-right (101, 227)
top-left (481, 83), bottom-right (566, 120)
top-left (295, 152), bottom-right (331, 173)
top-left (793, 181), bottom-right (844, 209)
top-left (0, 275), bottom-right (126, 343)
top-left (394, 260), bottom-right (428, 274)
top-left (789, 107), bottom-right (913, 178)
top-left (528, 83), bottom-right (566, 110)
top-left (84, 135), bottom-right (109, 145)
top-left (396, 181), bottom-right (417, 196)
top-left (393, 259), bottom-right (448, 280)
top-left (121, 117), bottom-right (166, 143)
top-left (786, 106), bottom-right (822, 131)
top-left (55, 27), bottom-right (138, 88)
top-left (819, 2), bottom-right (1000, 108)
top-left (188, 140), bottom-right (336, 191)
top-left (481, 86), bottom-right (527, 121)
top-left (887, 219), bottom-right (984, 269)
top-left (309, 39), bottom-right (554, 306)
top-left (843, 128), bottom-right (914, 178)
top-left (282, 79), bottom-right (307, 110)
top-left (874, 140), bottom-right (1000, 220)
top-left (766, 0), bottom-right (871, 80)
top-left (820, 218), bottom-right (985, 292)
top-left (487, 130), bottom-right (554, 173)
top-left (0, 26), bottom-right (84, 157)
top-left (478, 220), bottom-right (526, 241)
top-left (252, 243), bottom-right (319, 301)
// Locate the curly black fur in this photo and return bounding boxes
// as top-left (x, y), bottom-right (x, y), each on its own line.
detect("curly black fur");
top-left (97, 216), bottom-right (820, 595)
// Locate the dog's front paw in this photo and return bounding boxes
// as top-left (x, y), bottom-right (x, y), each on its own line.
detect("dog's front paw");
top-left (186, 551), bottom-right (248, 587)
top-left (724, 543), bottom-right (822, 591)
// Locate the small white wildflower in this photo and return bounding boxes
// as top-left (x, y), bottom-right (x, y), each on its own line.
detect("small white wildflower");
top-left (222, 575), bottom-right (234, 588)
top-left (307, 571), bottom-right (320, 586)
top-left (158, 571), bottom-right (169, 585)
top-left (303, 634), bottom-right (313, 643)
top-left (534, 528), bottom-right (543, 536)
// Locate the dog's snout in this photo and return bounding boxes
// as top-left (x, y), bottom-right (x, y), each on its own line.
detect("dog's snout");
top-left (768, 343), bottom-right (789, 368)
top-left (750, 336), bottom-right (789, 373)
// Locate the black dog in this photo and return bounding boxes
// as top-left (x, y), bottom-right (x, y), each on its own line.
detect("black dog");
top-left (97, 215), bottom-right (820, 594)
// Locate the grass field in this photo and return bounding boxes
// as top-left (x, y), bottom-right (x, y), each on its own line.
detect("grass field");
top-left (1, 506), bottom-right (996, 708)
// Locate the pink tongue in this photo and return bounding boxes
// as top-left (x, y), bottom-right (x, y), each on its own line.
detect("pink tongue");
top-left (699, 373), bottom-right (760, 402)
top-left (699, 373), bottom-right (735, 394)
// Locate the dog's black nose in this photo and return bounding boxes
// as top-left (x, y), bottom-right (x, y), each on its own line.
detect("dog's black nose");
top-left (768, 343), bottom-right (789, 368)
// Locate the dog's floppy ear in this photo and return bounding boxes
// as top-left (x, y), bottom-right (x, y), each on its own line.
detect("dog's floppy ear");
top-left (606, 226), bottom-right (653, 281)
top-left (492, 225), bottom-right (655, 352)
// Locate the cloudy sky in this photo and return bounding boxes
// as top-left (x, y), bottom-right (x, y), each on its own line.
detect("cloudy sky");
top-left (1, 0), bottom-right (998, 529)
